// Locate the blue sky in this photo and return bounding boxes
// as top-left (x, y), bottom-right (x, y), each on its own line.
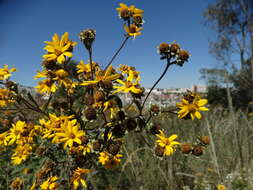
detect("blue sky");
top-left (1, 0), bottom-right (216, 88)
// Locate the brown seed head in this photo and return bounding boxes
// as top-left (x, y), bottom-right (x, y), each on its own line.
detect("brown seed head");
top-left (84, 107), bottom-right (97, 120)
top-left (170, 43), bottom-right (180, 55)
top-left (192, 145), bottom-right (203, 156)
top-left (181, 143), bottom-right (192, 154)
top-left (125, 118), bottom-right (137, 131)
top-left (107, 143), bottom-right (121, 155)
top-left (150, 105), bottom-right (160, 114)
top-left (199, 136), bottom-right (210, 145)
top-left (92, 140), bottom-right (102, 151)
top-left (42, 60), bottom-right (57, 70)
top-left (79, 29), bottom-right (96, 50)
top-left (158, 43), bottom-right (170, 54)
top-left (150, 124), bottom-right (162, 135)
top-left (155, 145), bottom-right (164, 157)
top-left (178, 50), bottom-right (190, 62)
top-left (101, 80), bottom-right (113, 90)
top-left (94, 90), bottom-right (105, 102)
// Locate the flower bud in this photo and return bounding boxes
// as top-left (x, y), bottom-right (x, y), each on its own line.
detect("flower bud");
top-left (158, 43), bottom-right (170, 54)
top-left (125, 118), bottom-right (137, 131)
top-left (150, 124), bottom-right (162, 135)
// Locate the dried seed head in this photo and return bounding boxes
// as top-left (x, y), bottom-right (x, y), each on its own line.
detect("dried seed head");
top-left (92, 140), bottom-right (102, 151)
top-left (107, 143), bottom-right (121, 155)
top-left (125, 118), bottom-right (137, 131)
top-left (84, 107), bottom-right (97, 120)
top-left (192, 145), bottom-right (203, 156)
top-left (117, 110), bottom-right (125, 121)
top-left (94, 90), bottom-right (105, 102)
top-left (169, 43), bottom-right (180, 56)
top-left (178, 50), bottom-right (190, 62)
top-left (150, 105), bottom-right (160, 114)
top-left (112, 124), bottom-right (125, 138)
top-left (79, 29), bottom-right (96, 50)
top-left (42, 60), bottom-right (57, 70)
top-left (85, 96), bottom-right (95, 106)
top-left (101, 80), bottom-right (113, 90)
top-left (155, 145), bottom-right (164, 157)
top-left (158, 43), bottom-right (170, 54)
top-left (120, 9), bottom-right (131, 20)
top-left (181, 143), bottom-right (192, 154)
top-left (199, 136), bottom-right (210, 145)
top-left (133, 14), bottom-right (143, 26)
top-left (150, 124), bottom-right (162, 135)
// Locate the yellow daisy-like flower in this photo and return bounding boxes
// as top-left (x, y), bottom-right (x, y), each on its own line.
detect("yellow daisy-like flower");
top-left (43, 32), bottom-right (77, 64)
top-left (176, 96), bottom-right (209, 120)
top-left (10, 177), bottom-right (23, 190)
top-left (80, 65), bottom-right (120, 86)
top-left (5, 120), bottom-right (26, 145)
top-left (116, 3), bottom-right (144, 19)
top-left (124, 24), bottom-right (142, 39)
top-left (71, 167), bottom-right (91, 190)
top-left (55, 119), bottom-right (85, 149)
top-left (217, 184), bottom-right (226, 190)
top-left (0, 89), bottom-right (15, 107)
top-left (11, 144), bottom-right (32, 165)
top-left (155, 130), bottom-right (180, 156)
top-left (35, 79), bottom-right (57, 94)
top-left (98, 151), bottom-right (122, 169)
top-left (0, 65), bottom-right (17, 80)
top-left (40, 176), bottom-right (59, 190)
top-left (113, 70), bottom-right (142, 94)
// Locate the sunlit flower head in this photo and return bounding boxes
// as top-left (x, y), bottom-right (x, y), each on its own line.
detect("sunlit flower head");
top-left (0, 65), bottom-right (17, 80)
top-left (35, 79), bottom-right (57, 94)
top-left (113, 70), bottom-right (142, 94)
top-left (0, 89), bottom-right (15, 107)
top-left (217, 184), bottom-right (226, 190)
top-left (176, 92), bottom-right (208, 120)
top-left (71, 167), bottom-right (91, 190)
top-left (40, 176), bottom-right (59, 190)
top-left (11, 144), bottom-right (32, 165)
top-left (98, 151), bottom-right (122, 169)
top-left (43, 32), bottom-right (77, 64)
top-left (55, 119), bottom-right (85, 149)
top-left (155, 130), bottom-right (180, 156)
top-left (116, 3), bottom-right (144, 20)
top-left (124, 24), bottom-right (142, 39)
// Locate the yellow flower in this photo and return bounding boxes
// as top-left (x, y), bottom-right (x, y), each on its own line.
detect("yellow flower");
top-left (11, 144), bottom-right (32, 165)
top-left (116, 3), bottom-right (144, 19)
top-left (124, 24), bottom-right (142, 39)
top-left (71, 167), bottom-right (91, 190)
top-left (10, 177), bottom-right (23, 190)
top-left (113, 70), bottom-right (142, 94)
top-left (40, 176), bottom-right (59, 190)
top-left (155, 130), bottom-right (180, 156)
top-left (176, 94), bottom-right (209, 120)
top-left (55, 119), bottom-right (85, 149)
top-left (0, 89), bottom-right (15, 107)
top-left (80, 65), bottom-right (120, 86)
top-left (43, 32), bottom-right (77, 64)
top-left (5, 120), bottom-right (26, 145)
top-left (217, 184), bottom-right (226, 190)
top-left (103, 100), bottom-right (119, 119)
top-left (35, 79), bottom-right (57, 94)
top-left (29, 182), bottom-right (36, 190)
top-left (0, 65), bottom-right (17, 80)
top-left (98, 151), bottom-right (122, 169)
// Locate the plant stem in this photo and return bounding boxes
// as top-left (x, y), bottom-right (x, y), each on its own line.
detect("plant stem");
top-left (104, 36), bottom-right (129, 70)
top-left (140, 56), bottom-right (171, 114)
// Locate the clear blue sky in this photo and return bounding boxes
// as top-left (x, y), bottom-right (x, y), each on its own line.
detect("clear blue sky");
top-left (1, 0), bottom-right (216, 88)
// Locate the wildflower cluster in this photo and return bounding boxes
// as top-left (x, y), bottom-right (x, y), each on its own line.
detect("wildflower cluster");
top-left (0, 3), bottom-right (210, 189)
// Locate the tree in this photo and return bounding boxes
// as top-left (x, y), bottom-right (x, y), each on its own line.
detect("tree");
top-left (203, 0), bottom-right (253, 108)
